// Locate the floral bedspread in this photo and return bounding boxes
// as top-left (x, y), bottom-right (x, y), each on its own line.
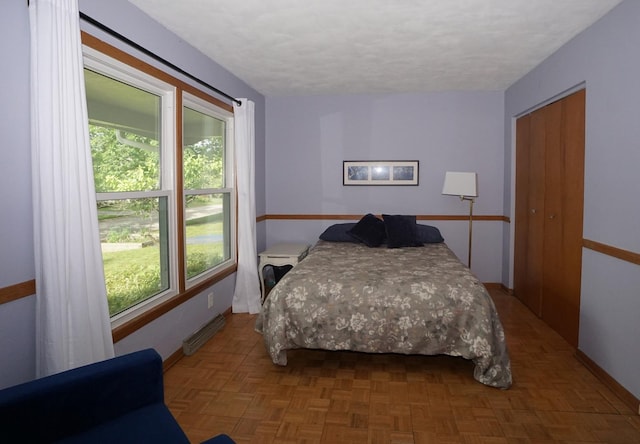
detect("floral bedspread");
top-left (255, 241), bottom-right (512, 389)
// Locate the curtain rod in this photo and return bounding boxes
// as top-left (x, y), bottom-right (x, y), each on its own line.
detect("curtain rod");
top-left (79, 12), bottom-right (242, 107)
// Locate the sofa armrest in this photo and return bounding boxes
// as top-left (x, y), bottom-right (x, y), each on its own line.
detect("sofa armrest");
top-left (0, 348), bottom-right (165, 442)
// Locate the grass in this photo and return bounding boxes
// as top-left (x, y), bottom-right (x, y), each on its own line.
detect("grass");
top-left (103, 217), bottom-right (225, 316)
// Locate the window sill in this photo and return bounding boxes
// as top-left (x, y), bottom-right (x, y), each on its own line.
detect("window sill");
top-left (111, 263), bottom-right (237, 343)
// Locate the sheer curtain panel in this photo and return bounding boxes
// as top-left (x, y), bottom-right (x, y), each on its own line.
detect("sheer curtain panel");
top-left (232, 100), bottom-right (261, 313)
top-left (29, 0), bottom-right (114, 377)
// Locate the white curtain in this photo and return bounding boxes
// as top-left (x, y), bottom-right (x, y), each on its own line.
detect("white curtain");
top-left (29, 0), bottom-right (114, 377)
top-left (232, 99), bottom-right (261, 313)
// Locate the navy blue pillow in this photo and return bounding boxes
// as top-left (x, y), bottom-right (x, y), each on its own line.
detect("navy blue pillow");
top-left (416, 224), bottom-right (445, 243)
top-left (347, 214), bottom-right (386, 247)
top-left (319, 223), bottom-right (359, 242)
top-left (382, 214), bottom-right (423, 248)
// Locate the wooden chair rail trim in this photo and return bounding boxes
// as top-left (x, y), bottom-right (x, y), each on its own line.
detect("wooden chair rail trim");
top-left (0, 214), bottom-right (509, 306)
top-left (0, 280), bottom-right (36, 305)
top-left (0, 267), bottom-right (237, 344)
top-left (4, 236), bottom-right (634, 309)
top-left (583, 238), bottom-right (640, 266)
top-left (576, 349), bottom-right (640, 415)
top-left (259, 213), bottom-right (509, 222)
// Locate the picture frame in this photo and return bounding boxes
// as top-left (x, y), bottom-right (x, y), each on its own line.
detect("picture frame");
top-left (343, 160), bottom-right (419, 186)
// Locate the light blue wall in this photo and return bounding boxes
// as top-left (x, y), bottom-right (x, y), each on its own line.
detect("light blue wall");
top-left (504, 0), bottom-right (640, 399)
top-left (265, 92), bottom-right (506, 282)
top-left (0, 0), bottom-right (36, 389)
top-left (3, 0), bottom-right (637, 400)
top-left (0, 0), bottom-right (266, 389)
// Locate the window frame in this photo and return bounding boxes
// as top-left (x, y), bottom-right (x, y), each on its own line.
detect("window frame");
top-left (81, 32), bottom-right (237, 338)
top-left (182, 92), bottom-right (236, 289)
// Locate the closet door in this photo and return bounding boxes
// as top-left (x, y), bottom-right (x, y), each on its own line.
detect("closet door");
top-left (514, 89), bottom-right (585, 348)
top-left (541, 90), bottom-right (585, 347)
top-left (514, 108), bottom-right (546, 316)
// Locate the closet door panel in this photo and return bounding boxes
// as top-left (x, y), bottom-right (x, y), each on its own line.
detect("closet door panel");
top-left (561, 90), bottom-right (585, 303)
top-left (541, 90), bottom-right (585, 347)
top-left (514, 115), bottom-right (531, 309)
top-left (523, 108), bottom-right (547, 316)
top-left (541, 99), bottom-right (567, 340)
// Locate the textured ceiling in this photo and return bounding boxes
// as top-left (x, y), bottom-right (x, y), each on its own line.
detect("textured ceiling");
top-left (127, 0), bottom-right (623, 96)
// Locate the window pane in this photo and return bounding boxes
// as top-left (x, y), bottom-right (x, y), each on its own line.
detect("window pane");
top-left (183, 106), bottom-right (225, 190)
top-left (98, 197), bottom-right (169, 316)
top-left (85, 69), bottom-right (161, 192)
top-left (185, 193), bottom-right (231, 280)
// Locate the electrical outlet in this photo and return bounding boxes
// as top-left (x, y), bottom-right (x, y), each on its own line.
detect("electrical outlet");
top-left (207, 292), bottom-right (214, 309)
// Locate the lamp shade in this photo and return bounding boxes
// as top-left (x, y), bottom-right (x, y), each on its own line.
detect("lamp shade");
top-left (442, 172), bottom-right (477, 198)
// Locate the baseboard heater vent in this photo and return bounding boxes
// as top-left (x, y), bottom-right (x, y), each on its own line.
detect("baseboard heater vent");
top-left (182, 314), bottom-right (225, 356)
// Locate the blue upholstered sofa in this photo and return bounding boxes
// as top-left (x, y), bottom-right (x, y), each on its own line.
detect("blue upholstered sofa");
top-left (0, 348), bottom-right (234, 443)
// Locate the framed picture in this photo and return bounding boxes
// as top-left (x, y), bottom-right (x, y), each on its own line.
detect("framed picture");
top-left (343, 160), bottom-right (419, 186)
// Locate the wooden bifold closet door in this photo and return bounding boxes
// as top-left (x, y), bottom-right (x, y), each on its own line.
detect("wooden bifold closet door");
top-left (514, 89), bottom-right (585, 348)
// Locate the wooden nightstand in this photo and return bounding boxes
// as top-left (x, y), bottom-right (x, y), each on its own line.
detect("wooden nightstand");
top-left (258, 243), bottom-right (310, 303)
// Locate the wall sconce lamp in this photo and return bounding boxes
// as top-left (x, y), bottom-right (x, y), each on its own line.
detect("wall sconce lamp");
top-left (442, 171), bottom-right (478, 268)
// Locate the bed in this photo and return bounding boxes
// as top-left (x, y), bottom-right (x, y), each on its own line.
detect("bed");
top-left (255, 218), bottom-right (512, 389)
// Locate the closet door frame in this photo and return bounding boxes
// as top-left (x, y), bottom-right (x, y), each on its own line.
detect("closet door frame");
top-left (513, 88), bottom-right (585, 348)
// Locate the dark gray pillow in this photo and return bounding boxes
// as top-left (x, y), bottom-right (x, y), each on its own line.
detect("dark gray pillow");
top-left (319, 223), bottom-right (359, 242)
top-left (382, 214), bottom-right (423, 248)
top-left (416, 224), bottom-right (445, 243)
top-left (347, 214), bottom-right (386, 247)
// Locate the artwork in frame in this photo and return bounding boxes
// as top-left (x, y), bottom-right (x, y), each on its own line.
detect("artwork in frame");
top-left (343, 161), bottom-right (419, 186)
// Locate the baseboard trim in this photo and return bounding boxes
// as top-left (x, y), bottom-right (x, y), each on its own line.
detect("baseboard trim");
top-left (575, 349), bottom-right (640, 415)
top-left (482, 282), bottom-right (514, 296)
top-left (162, 348), bottom-right (184, 373)
top-left (482, 282), bottom-right (503, 292)
top-left (483, 283), bottom-right (514, 296)
top-left (500, 284), bottom-right (514, 295)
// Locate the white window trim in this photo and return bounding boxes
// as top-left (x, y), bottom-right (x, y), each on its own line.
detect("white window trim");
top-left (84, 47), bottom-right (180, 328)
top-left (83, 44), bottom-right (237, 329)
top-left (182, 92), bottom-right (237, 288)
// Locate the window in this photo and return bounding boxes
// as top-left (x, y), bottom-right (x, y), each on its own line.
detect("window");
top-left (182, 98), bottom-right (234, 283)
top-left (83, 42), bottom-right (235, 328)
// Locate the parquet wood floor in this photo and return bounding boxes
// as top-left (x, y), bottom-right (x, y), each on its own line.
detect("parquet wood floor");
top-left (164, 289), bottom-right (640, 443)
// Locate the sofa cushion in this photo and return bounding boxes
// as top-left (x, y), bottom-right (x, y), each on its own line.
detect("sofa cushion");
top-left (0, 349), bottom-right (165, 442)
top-left (201, 434), bottom-right (237, 444)
top-left (0, 348), bottom-right (235, 444)
top-left (59, 404), bottom-right (189, 444)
